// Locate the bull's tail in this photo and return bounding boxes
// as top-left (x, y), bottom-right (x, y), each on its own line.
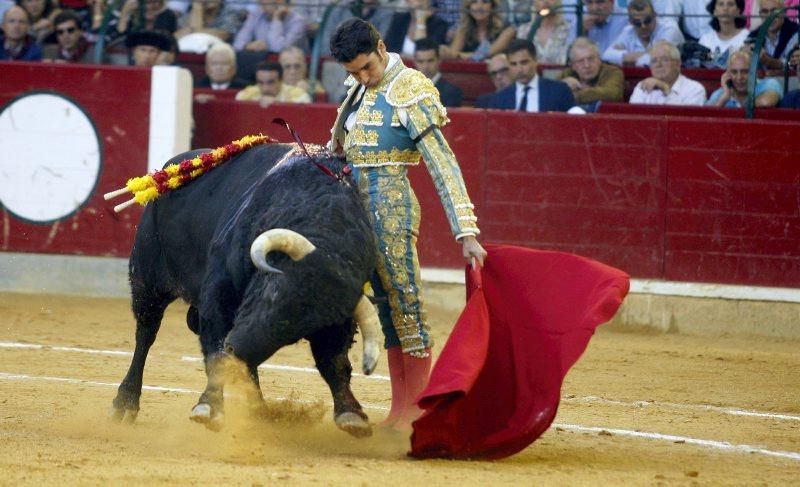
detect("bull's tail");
top-left (353, 295), bottom-right (381, 375)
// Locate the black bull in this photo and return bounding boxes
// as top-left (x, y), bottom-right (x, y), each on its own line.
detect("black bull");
top-left (110, 143), bottom-right (381, 437)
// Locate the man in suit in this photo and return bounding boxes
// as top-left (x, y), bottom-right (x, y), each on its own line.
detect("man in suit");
top-left (413, 37), bottom-right (463, 107)
top-left (488, 39), bottom-right (575, 112)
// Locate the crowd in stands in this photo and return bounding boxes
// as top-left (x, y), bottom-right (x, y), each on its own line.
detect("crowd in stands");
top-left (2, 0), bottom-right (800, 109)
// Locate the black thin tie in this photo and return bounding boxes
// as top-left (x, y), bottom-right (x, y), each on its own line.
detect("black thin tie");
top-left (517, 85), bottom-right (530, 112)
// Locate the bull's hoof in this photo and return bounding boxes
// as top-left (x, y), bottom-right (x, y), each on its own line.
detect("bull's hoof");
top-left (335, 412), bottom-right (372, 438)
top-left (189, 403), bottom-right (225, 431)
top-left (108, 406), bottom-right (139, 424)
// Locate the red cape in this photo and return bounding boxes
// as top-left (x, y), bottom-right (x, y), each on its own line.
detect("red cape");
top-left (409, 244), bottom-right (630, 460)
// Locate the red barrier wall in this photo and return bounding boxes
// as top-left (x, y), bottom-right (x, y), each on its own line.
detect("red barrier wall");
top-left (0, 62), bottom-right (148, 257)
top-left (192, 100), bottom-right (800, 287)
top-left (3, 62), bottom-right (799, 288)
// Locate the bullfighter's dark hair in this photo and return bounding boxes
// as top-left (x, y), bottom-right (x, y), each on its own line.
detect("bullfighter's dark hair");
top-left (255, 60), bottom-right (283, 79)
top-left (330, 18), bottom-right (381, 63)
top-left (53, 9), bottom-right (83, 29)
top-left (706, 0), bottom-right (747, 31)
top-left (414, 37), bottom-right (440, 57)
top-left (506, 38), bottom-right (537, 59)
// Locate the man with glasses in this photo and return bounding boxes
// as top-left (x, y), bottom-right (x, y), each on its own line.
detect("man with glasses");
top-left (475, 52), bottom-right (512, 107)
top-left (559, 36), bottom-right (624, 106)
top-left (602, 0), bottom-right (683, 67)
top-left (746, 0), bottom-right (799, 70)
top-left (236, 60), bottom-right (312, 106)
top-left (279, 45), bottom-right (326, 99)
top-left (629, 40), bottom-right (706, 105)
top-left (43, 10), bottom-right (92, 63)
top-left (582, 0), bottom-right (629, 53)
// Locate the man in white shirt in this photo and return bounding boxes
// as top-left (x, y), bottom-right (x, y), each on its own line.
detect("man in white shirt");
top-left (629, 40), bottom-right (707, 105)
top-left (602, 0), bottom-right (684, 67)
top-left (583, 0), bottom-right (630, 53)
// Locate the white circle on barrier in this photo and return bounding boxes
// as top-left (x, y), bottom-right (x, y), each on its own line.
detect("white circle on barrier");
top-left (0, 93), bottom-right (101, 223)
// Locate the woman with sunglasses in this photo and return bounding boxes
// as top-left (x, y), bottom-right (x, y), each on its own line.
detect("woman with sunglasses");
top-left (441, 0), bottom-right (515, 61)
top-left (699, 0), bottom-right (749, 67)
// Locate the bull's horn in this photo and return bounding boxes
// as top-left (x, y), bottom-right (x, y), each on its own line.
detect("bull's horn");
top-left (353, 295), bottom-right (381, 375)
top-left (250, 228), bottom-right (316, 273)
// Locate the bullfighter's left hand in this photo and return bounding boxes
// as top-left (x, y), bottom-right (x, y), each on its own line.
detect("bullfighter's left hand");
top-left (461, 235), bottom-right (487, 269)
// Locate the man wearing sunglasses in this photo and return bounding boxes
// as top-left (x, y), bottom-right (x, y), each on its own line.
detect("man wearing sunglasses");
top-left (43, 10), bottom-right (92, 63)
top-left (602, 0), bottom-right (683, 67)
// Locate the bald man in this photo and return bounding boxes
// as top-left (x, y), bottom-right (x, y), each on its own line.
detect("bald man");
top-left (0, 5), bottom-right (42, 60)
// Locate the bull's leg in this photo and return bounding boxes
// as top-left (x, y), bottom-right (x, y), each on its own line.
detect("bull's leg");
top-left (308, 322), bottom-right (371, 438)
top-left (190, 278), bottom-right (241, 430)
top-left (190, 352), bottom-right (227, 430)
top-left (110, 293), bottom-right (171, 423)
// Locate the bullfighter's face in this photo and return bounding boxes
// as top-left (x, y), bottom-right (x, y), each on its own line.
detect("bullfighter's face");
top-left (341, 40), bottom-right (389, 89)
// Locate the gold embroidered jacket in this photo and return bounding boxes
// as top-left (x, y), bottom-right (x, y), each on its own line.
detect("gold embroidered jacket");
top-left (328, 56), bottom-right (480, 240)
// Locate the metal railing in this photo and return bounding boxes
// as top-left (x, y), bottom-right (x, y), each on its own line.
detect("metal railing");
top-left (746, 6), bottom-right (799, 119)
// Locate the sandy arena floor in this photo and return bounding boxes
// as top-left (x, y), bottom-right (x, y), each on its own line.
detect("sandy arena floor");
top-left (0, 290), bottom-right (798, 485)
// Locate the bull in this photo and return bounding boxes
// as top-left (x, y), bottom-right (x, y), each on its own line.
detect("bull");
top-left (109, 142), bottom-right (380, 437)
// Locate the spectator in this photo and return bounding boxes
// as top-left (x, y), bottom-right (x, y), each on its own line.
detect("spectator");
top-left (116, 0), bottom-right (178, 40)
top-left (236, 59), bottom-right (312, 106)
top-left (433, 0), bottom-right (463, 36)
top-left (516, 0), bottom-right (572, 65)
top-left (319, 0), bottom-right (392, 56)
top-left (155, 30), bottom-right (177, 64)
top-left (488, 38), bottom-right (575, 111)
top-left (441, 0), bottom-right (516, 61)
top-left (629, 40), bottom-right (707, 105)
top-left (125, 28), bottom-right (171, 66)
top-left (680, 0), bottom-right (713, 41)
top-left (559, 37), bottom-right (624, 105)
top-left (779, 53), bottom-right (800, 107)
top-left (746, 0), bottom-right (799, 70)
top-left (602, 0), bottom-right (684, 67)
top-left (16, 0), bottom-right (60, 44)
top-left (651, 0), bottom-right (681, 19)
top-left (1, 5), bottom-right (42, 59)
top-left (707, 49), bottom-right (783, 107)
top-left (582, 0), bottom-right (629, 54)
top-left (474, 52), bottom-right (511, 107)
top-left (747, 0), bottom-right (799, 30)
top-left (42, 9), bottom-right (91, 62)
top-left (414, 37), bottom-right (463, 106)
top-left (384, 0), bottom-right (449, 57)
top-left (174, 0), bottom-right (245, 44)
top-left (278, 45), bottom-right (325, 97)
top-left (195, 42), bottom-right (249, 88)
top-left (233, 0), bottom-right (306, 53)
top-left (698, 0), bottom-right (749, 68)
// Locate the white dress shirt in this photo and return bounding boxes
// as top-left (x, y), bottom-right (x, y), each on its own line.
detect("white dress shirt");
top-left (516, 76), bottom-right (539, 113)
top-left (629, 74), bottom-right (707, 106)
top-left (602, 19), bottom-right (685, 67)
